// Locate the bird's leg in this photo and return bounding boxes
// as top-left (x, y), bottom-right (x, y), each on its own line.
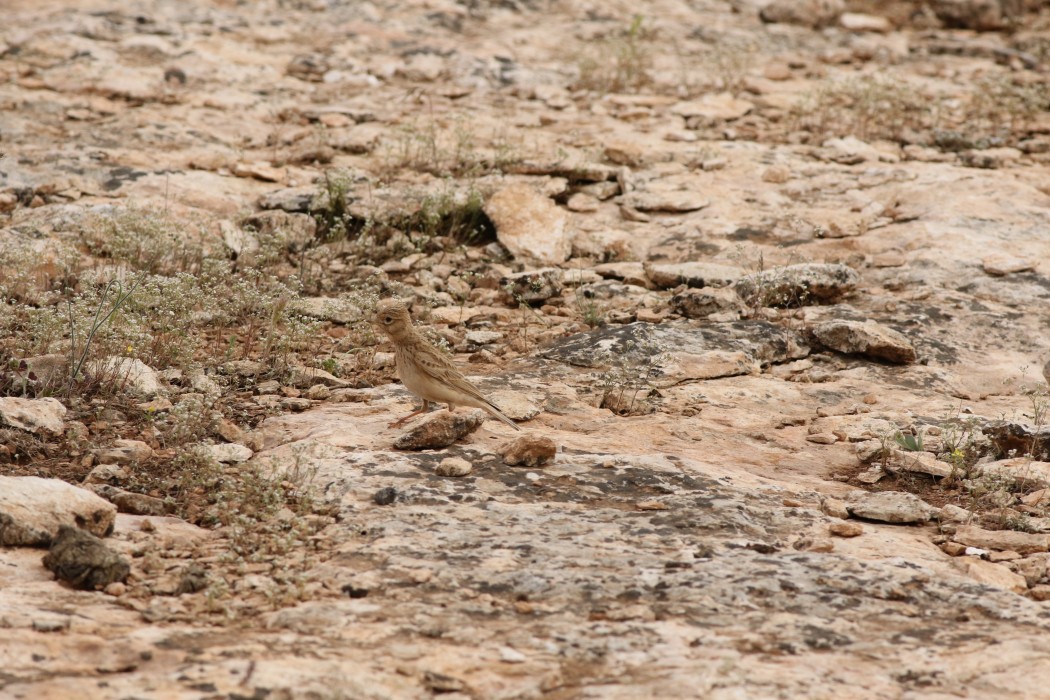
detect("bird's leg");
top-left (389, 400), bottom-right (432, 428)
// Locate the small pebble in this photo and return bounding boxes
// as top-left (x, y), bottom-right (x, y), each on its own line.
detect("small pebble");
top-left (436, 457), bottom-right (473, 477)
top-left (374, 487), bottom-right (397, 506)
top-left (829, 522), bottom-right (863, 537)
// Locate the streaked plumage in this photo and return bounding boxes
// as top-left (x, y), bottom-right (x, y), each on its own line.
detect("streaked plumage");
top-left (374, 298), bottom-right (520, 431)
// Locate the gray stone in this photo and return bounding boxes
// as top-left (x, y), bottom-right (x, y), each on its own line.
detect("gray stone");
top-left (500, 268), bottom-right (563, 305)
top-left (42, 525), bottom-right (130, 590)
top-left (734, 263), bottom-right (859, 307)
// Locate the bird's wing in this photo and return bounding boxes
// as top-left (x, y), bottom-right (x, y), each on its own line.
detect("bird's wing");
top-left (409, 340), bottom-right (493, 406)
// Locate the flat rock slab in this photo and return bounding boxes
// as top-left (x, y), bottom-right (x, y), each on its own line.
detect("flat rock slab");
top-left (644, 262), bottom-right (745, 289)
top-left (0, 397), bottom-right (66, 435)
top-left (952, 525), bottom-right (1050, 555)
top-left (813, 319), bottom-right (917, 363)
top-left (485, 183), bottom-right (571, 265)
top-left (847, 491), bottom-right (935, 524)
top-left (626, 190), bottom-right (710, 213)
top-left (734, 263), bottom-right (859, 307)
top-left (542, 321), bottom-right (809, 384)
top-left (670, 93), bottom-right (755, 121)
top-left (0, 476), bottom-right (117, 546)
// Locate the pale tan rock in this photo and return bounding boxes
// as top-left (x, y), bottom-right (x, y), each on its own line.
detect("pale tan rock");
top-left (839, 12), bottom-right (891, 31)
top-left (232, 161), bottom-right (285, 182)
top-left (813, 320), bottom-right (917, 364)
top-left (627, 190), bottom-right (710, 213)
top-left (952, 525), bottom-right (1050, 555)
top-left (982, 254), bottom-right (1036, 276)
top-left (394, 410), bottom-right (485, 450)
top-left (955, 556), bottom-right (1028, 593)
top-left (0, 476), bottom-right (117, 546)
top-left (500, 435), bottom-right (557, 467)
top-left (981, 459), bottom-right (1050, 489)
top-left (670, 94), bottom-right (754, 121)
top-left (821, 497), bottom-right (850, 519)
top-left (830, 521), bottom-right (863, 537)
top-left (485, 184), bottom-right (571, 265)
top-left (847, 491), bottom-right (934, 524)
top-left (205, 443), bottom-right (253, 463)
top-left (565, 192), bottom-right (599, 212)
top-left (0, 397), bottom-right (66, 435)
top-left (93, 439), bottom-right (153, 465)
top-left (891, 449), bottom-right (954, 478)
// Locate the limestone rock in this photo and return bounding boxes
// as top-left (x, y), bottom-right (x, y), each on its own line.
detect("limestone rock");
top-left (955, 556), bottom-right (1028, 593)
top-left (487, 391), bottom-right (541, 421)
top-left (83, 464), bottom-right (129, 486)
top-left (543, 321), bottom-right (809, 385)
top-left (830, 521), bottom-right (863, 537)
top-left (734, 263), bottom-right (859, 307)
top-left (393, 410), bottom-right (485, 450)
top-left (670, 94), bottom-right (754, 121)
top-left (500, 435), bottom-right (557, 467)
top-left (839, 12), bottom-right (891, 32)
top-left (0, 476), bottom-right (117, 546)
top-left (626, 190), bottom-right (710, 213)
top-left (982, 254), bottom-right (1036, 276)
top-left (485, 184), bottom-right (571, 265)
top-left (436, 457), bottom-right (473, 477)
top-left (889, 448), bottom-right (953, 478)
top-left (953, 525), bottom-right (1049, 555)
top-left (289, 366), bottom-right (350, 389)
top-left (645, 262), bottom-right (744, 290)
top-left (760, 0), bottom-right (844, 28)
top-left (670, 287), bottom-right (744, 319)
top-left (980, 458), bottom-right (1050, 490)
top-left (813, 320), bottom-right (917, 364)
top-left (93, 439), bottom-right (154, 465)
top-left (42, 525), bottom-right (130, 590)
top-left (86, 484), bottom-right (170, 516)
top-left (847, 491), bottom-right (934, 524)
top-left (0, 397), bottom-right (66, 435)
top-left (94, 357), bottom-right (163, 397)
top-left (205, 443), bottom-right (254, 464)
top-left (500, 268), bottom-right (563, 305)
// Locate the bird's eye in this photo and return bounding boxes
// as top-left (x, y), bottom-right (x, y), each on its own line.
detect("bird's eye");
top-left (383, 315), bottom-right (393, 324)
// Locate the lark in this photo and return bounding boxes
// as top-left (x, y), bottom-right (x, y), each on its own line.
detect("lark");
top-left (374, 298), bottom-right (520, 431)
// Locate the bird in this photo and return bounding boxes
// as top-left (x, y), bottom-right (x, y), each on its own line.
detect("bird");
top-left (373, 298), bottom-right (521, 431)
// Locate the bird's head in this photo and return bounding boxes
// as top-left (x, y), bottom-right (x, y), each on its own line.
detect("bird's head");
top-left (374, 298), bottom-right (414, 341)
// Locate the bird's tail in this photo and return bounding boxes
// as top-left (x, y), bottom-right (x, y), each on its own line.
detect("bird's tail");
top-left (484, 401), bottom-right (521, 431)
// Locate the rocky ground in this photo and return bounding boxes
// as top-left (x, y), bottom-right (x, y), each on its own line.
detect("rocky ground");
top-left (4, 0), bottom-right (1050, 697)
